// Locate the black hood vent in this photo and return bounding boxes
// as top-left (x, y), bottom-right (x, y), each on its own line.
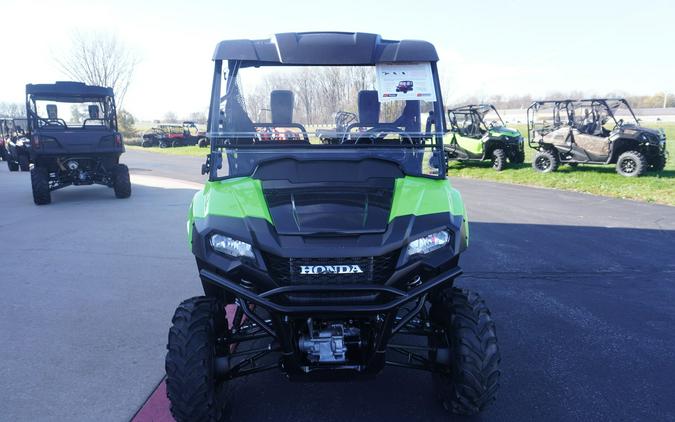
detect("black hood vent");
top-left (253, 158), bottom-right (402, 235)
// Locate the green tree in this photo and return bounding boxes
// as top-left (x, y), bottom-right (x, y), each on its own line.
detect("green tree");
top-left (118, 109), bottom-right (137, 137)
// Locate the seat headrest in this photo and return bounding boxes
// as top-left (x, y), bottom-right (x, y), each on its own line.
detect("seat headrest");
top-left (358, 90), bottom-right (380, 125)
top-left (271, 90), bottom-right (294, 124)
top-left (46, 104), bottom-right (58, 120)
top-left (88, 105), bottom-right (100, 119)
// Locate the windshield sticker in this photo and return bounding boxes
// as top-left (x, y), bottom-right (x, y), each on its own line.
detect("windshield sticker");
top-left (376, 62), bottom-right (436, 102)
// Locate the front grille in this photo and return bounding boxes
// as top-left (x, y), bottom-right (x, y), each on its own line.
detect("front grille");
top-left (263, 251), bottom-right (399, 285)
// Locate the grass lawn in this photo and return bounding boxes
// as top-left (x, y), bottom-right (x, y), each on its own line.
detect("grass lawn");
top-left (448, 122), bottom-right (674, 206)
top-left (127, 123), bottom-right (674, 206)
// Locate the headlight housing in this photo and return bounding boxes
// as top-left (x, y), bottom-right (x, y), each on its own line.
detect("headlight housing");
top-left (407, 230), bottom-right (450, 256)
top-left (210, 234), bottom-right (254, 259)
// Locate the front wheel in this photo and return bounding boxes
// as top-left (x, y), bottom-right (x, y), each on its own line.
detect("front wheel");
top-left (491, 149), bottom-right (506, 171)
top-left (31, 166), bottom-right (51, 205)
top-left (159, 140), bottom-right (170, 148)
top-left (112, 164), bottom-right (131, 198)
top-left (198, 138), bottom-right (208, 148)
top-left (430, 288), bottom-right (500, 415)
top-left (532, 150), bottom-right (559, 173)
top-left (18, 154), bottom-right (30, 171)
top-left (166, 297), bottom-right (229, 422)
top-left (616, 150), bottom-right (646, 177)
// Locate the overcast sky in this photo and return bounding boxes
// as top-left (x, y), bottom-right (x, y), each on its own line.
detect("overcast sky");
top-left (1, 0), bottom-right (673, 120)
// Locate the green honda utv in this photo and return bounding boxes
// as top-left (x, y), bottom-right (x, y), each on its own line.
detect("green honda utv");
top-left (165, 32), bottom-right (500, 421)
top-left (442, 104), bottom-right (524, 171)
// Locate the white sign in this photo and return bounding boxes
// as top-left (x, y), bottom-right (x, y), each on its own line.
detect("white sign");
top-left (375, 62), bottom-right (436, 103)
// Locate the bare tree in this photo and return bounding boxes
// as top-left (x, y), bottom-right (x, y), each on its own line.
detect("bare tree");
top-left (55, 31), bottom-right (139, 108)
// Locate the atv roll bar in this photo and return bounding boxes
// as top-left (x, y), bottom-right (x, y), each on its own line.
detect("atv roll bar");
top-left (526, 100), bottom-right (575, 148)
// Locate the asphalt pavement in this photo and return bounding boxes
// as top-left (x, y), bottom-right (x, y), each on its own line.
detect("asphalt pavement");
top-left (1, 149), bottom-right (674, 421)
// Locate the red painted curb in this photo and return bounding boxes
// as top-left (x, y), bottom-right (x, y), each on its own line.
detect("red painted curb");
top-left (131, 305), bottom-right (239, 421)
top-left (131, 380), bottom-right (173, 422)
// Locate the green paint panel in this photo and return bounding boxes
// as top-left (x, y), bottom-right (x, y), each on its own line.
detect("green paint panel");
top-left (187, 177), bottom-right (272, 245)
top-left (389, 176), bottom-right (467, 220)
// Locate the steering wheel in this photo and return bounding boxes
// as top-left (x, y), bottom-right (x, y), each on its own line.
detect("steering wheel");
top-left (612, 118), bottom-right (624, 132)
top-left (353, 126), bottom-right (413, 145)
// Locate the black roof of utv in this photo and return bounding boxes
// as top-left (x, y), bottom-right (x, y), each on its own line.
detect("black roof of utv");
top-left (26, 82), bottom-right (113, 101)
top-left (213, 32), bottom-right (439, 66)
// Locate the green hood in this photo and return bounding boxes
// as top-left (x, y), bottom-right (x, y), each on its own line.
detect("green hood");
top-left (488, 126), bottom-right (522, 139)
top-left (188, 176), bottom-right (469, 247)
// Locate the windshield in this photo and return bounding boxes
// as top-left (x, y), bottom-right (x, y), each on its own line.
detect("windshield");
top-left (29, 96), bottom-right (117, 130)
top-left (208, 61), bottom-right (446, 180)
top-left (480, 107), bottom-right (504, 128)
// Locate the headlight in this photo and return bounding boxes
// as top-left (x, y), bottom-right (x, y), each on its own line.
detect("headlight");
top-left (210, 234), bottom-right (254, 259)
top-left (407, 231), bottom-right (450, 256)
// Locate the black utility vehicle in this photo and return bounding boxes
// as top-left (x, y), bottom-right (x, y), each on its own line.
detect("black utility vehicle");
top-left (26, 82), bottom-right (131, 204)
top-left (165, 32), bottom-right (500, 422)
top-left (444, 104), bottom-right (524, 171)
top-left (528, 98), bottom-right (667, 176)
top-left (1, 118), bottom-right (31, 171)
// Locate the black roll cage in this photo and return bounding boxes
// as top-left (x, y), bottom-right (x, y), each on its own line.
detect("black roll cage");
top-left (527, 98), bottom-right (640, 148)
top-left (448, 104), bottom-right (504, 134)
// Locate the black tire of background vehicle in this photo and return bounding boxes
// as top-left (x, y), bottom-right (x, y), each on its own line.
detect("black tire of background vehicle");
top-left (648, 154), bottom-right (667, 172)
top-left (31, 166), bottom-right (51, 205)
top-left (511, 149), bottom-right (525, 164)
top-left (532, 150), bottom-right (559, 173)
top-left (430, 287), bottom-right (500, 416)
top-left (491, 149), bottom-right (506, 171)
top-left (198, 138), bottom-right (208, 148)
top-left (112, 164), bottom-right (131, 198)
top-left (616, 150), bottom-right (646, 177)
top-left (159, 140), bottom-right (170, 148)
top-left (7, 159), bottom-right (19, 172)
top-left (142, 139), bottom-right (153, 148)
top-left (18, 154), bottom-right (30, 171)
top-left (166, 296), bottom-right (229, 422)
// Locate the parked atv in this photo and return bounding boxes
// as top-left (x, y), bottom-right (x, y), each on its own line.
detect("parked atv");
top-left (443, 104), bottom-right (524, 171)
top-left (528, 98), bottom-right (667, 176)
top-left (142, 121), bottom-right (205, 148)
top-left (165, 32), bottom-right (500, 422)
top-left (26, 81), bottom-right (131, 204)
top-left (1, 118), bottom-right (31, 171)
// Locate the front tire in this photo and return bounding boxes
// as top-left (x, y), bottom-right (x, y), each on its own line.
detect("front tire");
top-left (430, 288), bottom-right (500, 415)
top-left (31, 166), bottom-right (51, 205)
top-left (166, 297), bottom-right (229, 422)
top-left (532, 150), bottom-right (559, 173)
top-left (159, 140), bottom-right (170, 148)
top-left (198, 138), bottom-right (208, 148)
top-left (616, 150), bottom-right (646, 177)
top-left (18, 154), bottom-right (30, 171)
top-left (491, 148), bottom-right (506, 171)
top-left (112, 164), bottom-right (131, 198)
